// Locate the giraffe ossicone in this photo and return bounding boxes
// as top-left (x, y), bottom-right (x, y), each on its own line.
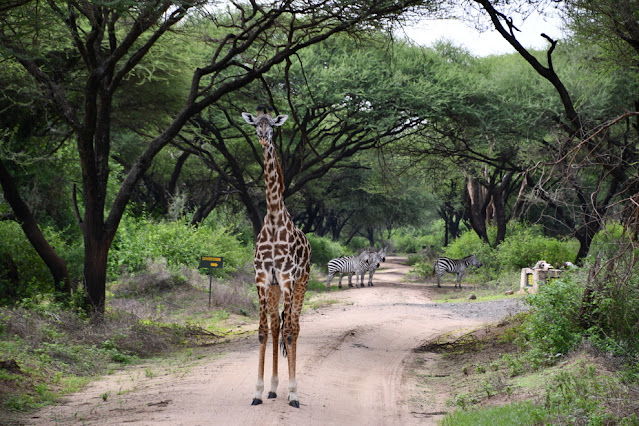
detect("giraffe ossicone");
top-left (242, 106), bottom-right (311, 408)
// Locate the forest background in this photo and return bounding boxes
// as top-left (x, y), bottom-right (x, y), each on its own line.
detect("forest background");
top-left (1, 0), bottom-right (639, 423)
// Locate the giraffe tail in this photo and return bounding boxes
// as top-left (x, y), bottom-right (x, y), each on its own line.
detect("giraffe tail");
top-left (279, 310), bottom-right (288, 358)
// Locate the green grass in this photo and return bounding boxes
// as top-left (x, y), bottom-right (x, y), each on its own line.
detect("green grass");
top-left (435, 293), bottom-right (523, 303)
top-left (442, 401), bottom-right (547, 425)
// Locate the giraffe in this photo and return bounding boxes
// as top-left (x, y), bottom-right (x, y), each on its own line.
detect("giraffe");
top-left (241, 106), bottom-right (311, 408)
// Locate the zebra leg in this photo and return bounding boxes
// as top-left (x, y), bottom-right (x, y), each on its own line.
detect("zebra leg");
top-left (456, 272), bottom-right (463, 289)
top-left (347, 272), bottom-right (354, 288)
top-left (368, 269), bottom-right (374, 286)
top-left (325, 272), bottom-right (334, 292)
top-left (437, 273), bottom-right (441, 288)
top-left (338, 273), bottom-right (345, 289)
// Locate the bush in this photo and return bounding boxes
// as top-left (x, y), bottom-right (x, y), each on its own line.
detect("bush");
top-left (410, 260), bottom-right (434, 279)
top-left (496, 225), bottom-right (577, 269)
top-left (582, 249), bottom-right (639, 359)
top-left (108, 216), bottom-right (252, 280)
top-left (306, 233), bottom-right (350, 267)
top-left (587, 221), bottom-right (626, 261)
top-left (346, 236), bottom-right (369, 252)
top-left (391, 226), bottom-right (443, 254)
top-left (443, 230), bottom-right (496, 282)
top-left (518, 276), bottom-right (584, 364)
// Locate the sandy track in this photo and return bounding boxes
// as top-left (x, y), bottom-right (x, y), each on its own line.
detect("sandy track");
top-left (29, 257), bottom-right (520, 425)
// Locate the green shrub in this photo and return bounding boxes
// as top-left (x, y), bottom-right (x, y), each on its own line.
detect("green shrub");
top-left (518, 277), bottom-right (584, 363)
top-left (496, 225), bottom-right (577, 269)
top-left (108, 216), bottom-right (252, 279)
top-left (391, 227), bottom-right (443, 254)
top-left (346, 236), bottom-right (369, 252)
top-left (306, 233), bottom-right (350, 266)
top-left (542, 362), bottom-right (638, 425)
top-left (443, 229), bottom-right (493, 261)
top-left (410, 260), bottom-right (434, 279)
top-left (587, 221), bottom-right (626, 261)
top-left (405, 253), bottom-right (425, 266)
top-left (443, 230), bottom-right (496, 282)
top-left (582, 250), bottom-right (639, 359)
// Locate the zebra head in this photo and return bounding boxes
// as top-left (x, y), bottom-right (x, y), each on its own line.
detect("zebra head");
top-left (468, 254), bottom-right (482, 268)
top-left (378, 246), bottom-right (387, 263)
top-left (357, 249), bottom-right (371, 265)
top-left (365, 248), bottom-right (380, 269)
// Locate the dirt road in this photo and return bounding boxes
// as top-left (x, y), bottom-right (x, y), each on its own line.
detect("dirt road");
top-left (30, 257), bottom-right (524, 425)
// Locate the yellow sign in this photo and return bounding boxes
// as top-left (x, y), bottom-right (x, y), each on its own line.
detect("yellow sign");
top-left (199, 256), bottom-right (224, 269)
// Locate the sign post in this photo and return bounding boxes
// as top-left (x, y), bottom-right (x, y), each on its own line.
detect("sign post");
top-left (198, 256), bottom-right (224, 308)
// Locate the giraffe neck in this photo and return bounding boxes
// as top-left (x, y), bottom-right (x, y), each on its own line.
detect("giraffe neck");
top-left (263, 143), bottom-right (287, 221)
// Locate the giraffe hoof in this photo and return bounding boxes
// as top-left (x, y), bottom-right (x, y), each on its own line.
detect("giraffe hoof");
top-left (251, 398), bottom-right (262, 405)
top-left (268, 392), bottom-right (277, 399)
top-left (289, 400), bottom-right (300, 408)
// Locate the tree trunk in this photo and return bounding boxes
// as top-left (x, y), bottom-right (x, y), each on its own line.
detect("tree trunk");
top-left (493, 171), bottom-right (513, 246)
top-left (464, 177), bottom-right (490, 243)
top-left (574, 220), bottom-right (600, 265)
top-left (82, 233), bottom-right (110, 315)
top-left (0, 158), bottom-right (71, 299)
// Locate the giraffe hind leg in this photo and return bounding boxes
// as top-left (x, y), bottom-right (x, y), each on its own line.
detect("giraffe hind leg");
top-left (287, 273), bottom-right (308, 408)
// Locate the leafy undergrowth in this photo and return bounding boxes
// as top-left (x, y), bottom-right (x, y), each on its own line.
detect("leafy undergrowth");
top-left (0, 262), bottom-right (258, 422)
top-left (413, 315), bottom-right (639, 425)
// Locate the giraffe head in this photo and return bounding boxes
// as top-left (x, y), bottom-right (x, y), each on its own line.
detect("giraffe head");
top-left (241, 105), bottom-right (288, 147)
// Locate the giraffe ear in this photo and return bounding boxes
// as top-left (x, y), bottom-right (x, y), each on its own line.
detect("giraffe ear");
top-left (272, 115), bottom-right (288, 126)
top-left (241, 112), bottom-right (257, 125)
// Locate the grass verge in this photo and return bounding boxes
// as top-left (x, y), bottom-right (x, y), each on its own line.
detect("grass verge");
top-left (412, 316), bottom-right (639, 425)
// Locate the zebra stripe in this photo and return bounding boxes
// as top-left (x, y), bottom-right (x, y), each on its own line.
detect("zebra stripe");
top-left (363, 247), bottom-right (386, 287)
top-left (325, 250), bottom-right (371, 291)
top-left (433, 254), bottom-right (482, 289)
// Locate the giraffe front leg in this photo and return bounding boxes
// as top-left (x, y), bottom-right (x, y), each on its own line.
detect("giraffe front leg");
top-left (268, 285), bottom-right (281, 399)
top-left (252, 284), bottom-right (269, 405)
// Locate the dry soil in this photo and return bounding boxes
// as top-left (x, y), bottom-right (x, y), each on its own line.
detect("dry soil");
top-left (27, 256), bottom-right (526, 425)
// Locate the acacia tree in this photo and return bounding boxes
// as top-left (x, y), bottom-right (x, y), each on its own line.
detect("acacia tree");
top-left (0, 0), bottom-right (429, 314)
top-left (173, 35), bottom-right (436, 237)
top-left (472, 0), bottom-right (639, 261)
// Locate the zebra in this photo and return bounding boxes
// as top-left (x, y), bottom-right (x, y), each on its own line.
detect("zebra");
top-left (433, 254), bottom-right (482, 289)
top-left (325, 250), bottom-right (371, 291)
top-left (364, 246), bottom-right (386, 287)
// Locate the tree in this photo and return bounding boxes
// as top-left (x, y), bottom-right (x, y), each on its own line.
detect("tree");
top-left (174, 35), bottom-right (436, 237)
top-left (393, 43), bottom-right (540, 247)
top-left (0, 0), bottom-right (429, 314)
top-left (472, 0), bottom-right (639, 261)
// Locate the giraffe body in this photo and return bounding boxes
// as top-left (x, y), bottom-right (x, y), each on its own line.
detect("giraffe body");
top-left (242, 108), bottom-right (311, 408)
